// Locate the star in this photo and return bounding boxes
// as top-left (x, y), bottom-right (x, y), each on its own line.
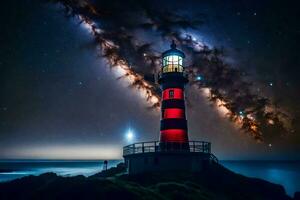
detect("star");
top-left (239, 111), bottom-right (245, 117)
top-left (268, 144), bottom-right (272, 147)
top-left (196, 75), bottom-right (203, 81)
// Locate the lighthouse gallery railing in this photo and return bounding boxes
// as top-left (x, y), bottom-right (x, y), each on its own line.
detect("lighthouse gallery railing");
top-left (123, 141), bottom-right (211, 156)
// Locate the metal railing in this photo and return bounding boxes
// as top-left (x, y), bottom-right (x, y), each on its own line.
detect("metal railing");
top-left (157, 70), bottom-right (189, 81)
top-left (123, 141), bottom-right (211, 156)
top-left (210, 153), bottom-right (219, 164)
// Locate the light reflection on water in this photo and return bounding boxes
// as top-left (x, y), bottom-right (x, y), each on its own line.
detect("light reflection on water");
top-left (221, 161), bottom-right (300, 197)
top-left (0, 160), bottom-right (121, 182)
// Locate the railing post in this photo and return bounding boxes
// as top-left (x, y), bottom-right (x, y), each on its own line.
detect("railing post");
top-left (180, 142), bottom-right (182, 152)
top-left (142, 142), bottom-right (144, 153)
top-left (193, 141), bottom-right (195, 152)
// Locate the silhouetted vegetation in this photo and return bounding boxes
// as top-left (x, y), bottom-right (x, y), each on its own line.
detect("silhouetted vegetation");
top-left (0, 162), bottom-right (298, 200)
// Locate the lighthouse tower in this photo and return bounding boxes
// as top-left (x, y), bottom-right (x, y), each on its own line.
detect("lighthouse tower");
top-left (123, 41), bottom-right (218, 175)
top-left (159, 41), bottom-right (189, 147)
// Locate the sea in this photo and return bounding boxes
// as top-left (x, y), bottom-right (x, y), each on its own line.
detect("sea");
top-left (0, 160), bottom-right (299, 197)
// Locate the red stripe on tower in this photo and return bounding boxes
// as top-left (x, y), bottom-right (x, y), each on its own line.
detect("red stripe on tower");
top-left (160, 129), bottom-right (188, 143)
top-left (162, 88), bottom-right (184, 100)
top-left (163, 108), bottom-right (184, 119)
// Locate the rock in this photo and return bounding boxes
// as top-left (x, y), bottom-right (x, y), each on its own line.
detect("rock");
top-left (294, 192), bottom-right (300, 200)
top-left (90, 162), bottom-right (126, 178)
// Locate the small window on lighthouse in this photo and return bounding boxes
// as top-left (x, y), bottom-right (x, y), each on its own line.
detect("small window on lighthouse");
top-left (169, 90), bottom-right (174, 98)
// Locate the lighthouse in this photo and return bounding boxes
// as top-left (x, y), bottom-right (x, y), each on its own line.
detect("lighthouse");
top-left (159, 41), bottom-right (189, 148)
top-left (123, 41), bottom-right (218, 174)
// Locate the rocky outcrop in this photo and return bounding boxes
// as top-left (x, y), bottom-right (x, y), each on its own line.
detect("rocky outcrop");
top-left (0, 163), bottom-right (297, 200)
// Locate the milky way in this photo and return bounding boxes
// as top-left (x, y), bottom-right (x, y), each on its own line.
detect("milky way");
top-left (47, 0), bottom-right (294, 144)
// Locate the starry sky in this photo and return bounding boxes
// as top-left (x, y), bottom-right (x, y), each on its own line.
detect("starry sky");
top-left (0, 0), bottom-right (299, 160)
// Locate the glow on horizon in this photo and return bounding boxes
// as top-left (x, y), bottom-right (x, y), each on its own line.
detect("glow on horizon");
top-left (4, 145), bottom-right (122, 160)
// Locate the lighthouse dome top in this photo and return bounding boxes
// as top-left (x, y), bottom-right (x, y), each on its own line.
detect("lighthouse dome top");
top-left (162, 40), bottom-right (185, 58)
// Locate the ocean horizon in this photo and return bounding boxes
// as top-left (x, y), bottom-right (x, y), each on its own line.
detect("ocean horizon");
top-left (0, 160), bottom-right (299, 197)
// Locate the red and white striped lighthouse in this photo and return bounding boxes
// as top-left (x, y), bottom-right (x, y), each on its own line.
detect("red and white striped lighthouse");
top-left (123, 41), bottom-right (217, 174)
top-left (158, 41), bottom-right (189, 146)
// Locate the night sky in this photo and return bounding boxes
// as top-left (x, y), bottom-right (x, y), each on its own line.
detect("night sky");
top-left (0, 0), bottom-right (299, 160)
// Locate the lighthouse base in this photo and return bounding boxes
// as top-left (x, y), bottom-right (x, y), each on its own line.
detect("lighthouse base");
top-left (123, 141), bottom-right (218, 175)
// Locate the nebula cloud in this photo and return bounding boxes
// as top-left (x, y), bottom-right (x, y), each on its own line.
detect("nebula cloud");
top-left (47, 0), bottom-right (293, 143)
